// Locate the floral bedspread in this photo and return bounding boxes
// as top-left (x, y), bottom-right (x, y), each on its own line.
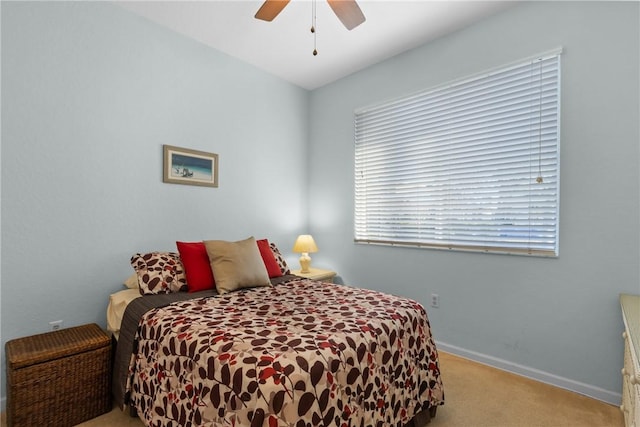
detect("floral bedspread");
top-left (127, 278), bottom-right (444, 427)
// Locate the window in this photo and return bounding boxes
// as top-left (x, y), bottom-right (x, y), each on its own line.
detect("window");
top-left (354, 50), bottom-right (561, 256)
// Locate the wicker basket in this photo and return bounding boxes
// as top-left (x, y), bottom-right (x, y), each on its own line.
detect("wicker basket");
top-left (5, 323), bottom-right (112, 427)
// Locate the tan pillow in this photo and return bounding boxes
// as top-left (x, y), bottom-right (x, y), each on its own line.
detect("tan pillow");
top-left (204, 236), bottom-right (271, 295)
top-left (123, 273), bottom-right (139, 289)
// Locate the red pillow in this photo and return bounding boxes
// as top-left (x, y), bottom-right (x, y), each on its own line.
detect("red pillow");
top-left (176, 241), bottom-right (215, 292)
top-left (256, 239), bottom-right (283, 278)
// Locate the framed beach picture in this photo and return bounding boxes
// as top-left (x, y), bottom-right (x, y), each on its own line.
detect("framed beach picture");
top-left (163, 145), bottom-right (219, 187)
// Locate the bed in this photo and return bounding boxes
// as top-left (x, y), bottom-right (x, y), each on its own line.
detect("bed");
top-left (110, 239), bottom-right (444, 427)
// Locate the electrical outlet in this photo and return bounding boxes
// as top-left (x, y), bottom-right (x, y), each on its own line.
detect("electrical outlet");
top-left (430, 294), bottom-right (439, 308)
top-left (49, 320), bottom-right (63, 331)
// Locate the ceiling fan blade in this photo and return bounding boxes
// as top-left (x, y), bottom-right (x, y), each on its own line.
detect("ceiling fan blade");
top-left (327, 0), bottom-right (366, 30)
top-left (255, 0), bottom-right (291, 22)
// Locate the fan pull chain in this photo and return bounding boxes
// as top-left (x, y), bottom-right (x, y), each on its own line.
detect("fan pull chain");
top-left (311, 0), bottom-right (317, 55)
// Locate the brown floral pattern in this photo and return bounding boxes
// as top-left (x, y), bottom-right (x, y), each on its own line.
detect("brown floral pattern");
top-left (269, 243), bottom-right (290, 275)
top-left (131, 252), bottom-right (188, 295)
top-left (127, 279), bottom-right (444, 426)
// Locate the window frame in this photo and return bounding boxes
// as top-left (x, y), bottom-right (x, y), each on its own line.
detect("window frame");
top-left (354, 49), bottom-right (562, 257)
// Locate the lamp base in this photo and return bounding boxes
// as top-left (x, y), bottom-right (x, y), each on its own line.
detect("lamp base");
top-left (299, 252), bottom-right (311, 273)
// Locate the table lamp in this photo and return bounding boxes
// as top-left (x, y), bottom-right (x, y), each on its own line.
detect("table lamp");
top-left (293, 234), bottom-right (318, 273)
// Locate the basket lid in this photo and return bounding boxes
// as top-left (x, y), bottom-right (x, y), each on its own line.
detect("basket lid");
top-left (6, 323), bottom-right (109, 369)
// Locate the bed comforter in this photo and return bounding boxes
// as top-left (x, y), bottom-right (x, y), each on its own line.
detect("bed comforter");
top-left (122, 277), bottom-right (444, 427)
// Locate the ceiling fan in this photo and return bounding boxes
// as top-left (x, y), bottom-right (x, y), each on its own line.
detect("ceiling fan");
top-left (255, 0), bottom-right (366, 31)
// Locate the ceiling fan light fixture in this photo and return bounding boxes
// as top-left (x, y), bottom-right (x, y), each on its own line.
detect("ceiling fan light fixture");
top-left (255, 0), bottom-right (366, 56)
top-left (255, 0), bottom-right (365, 30)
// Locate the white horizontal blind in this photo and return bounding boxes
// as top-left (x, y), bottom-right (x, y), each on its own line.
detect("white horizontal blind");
top-left (354, 51), bottom-right (561, 256)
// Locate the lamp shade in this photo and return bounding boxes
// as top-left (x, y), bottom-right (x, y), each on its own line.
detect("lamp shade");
top-left (292, 235), bottom-right (318, 253)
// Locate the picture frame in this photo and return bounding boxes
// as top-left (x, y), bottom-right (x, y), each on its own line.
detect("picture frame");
top-left (163, 145), bottom-right (219, 187)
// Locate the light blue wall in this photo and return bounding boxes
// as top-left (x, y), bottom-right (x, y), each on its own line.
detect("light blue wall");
top-left (1, 0), bottom-right (638, 411)
top-left (1, 2), bottom-right (309, 404)
top-left (308, 1), bottom-right (639, 402)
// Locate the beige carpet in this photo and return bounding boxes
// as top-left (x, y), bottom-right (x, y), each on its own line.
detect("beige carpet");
top-left (429, 352), bottom-right (623, 427)
top-left (0, 352), bottom-right (624, 426)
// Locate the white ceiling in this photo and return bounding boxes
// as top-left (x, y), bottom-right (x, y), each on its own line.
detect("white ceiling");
top-left (115, 0), bottom-right (516, 90)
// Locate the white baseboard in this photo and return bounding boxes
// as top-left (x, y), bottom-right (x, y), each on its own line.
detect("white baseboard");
top-left (436, 341), bottom-right (622, 406)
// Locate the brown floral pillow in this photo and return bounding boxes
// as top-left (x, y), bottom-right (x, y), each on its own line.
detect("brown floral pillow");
top-left (130, 252), bottom-right (188, 295)
top-left (269, 242), bottom-right (290, 275)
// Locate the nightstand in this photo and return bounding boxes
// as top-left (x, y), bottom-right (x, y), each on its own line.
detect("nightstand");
top-left (292, 268), bottom-right (337, 283)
